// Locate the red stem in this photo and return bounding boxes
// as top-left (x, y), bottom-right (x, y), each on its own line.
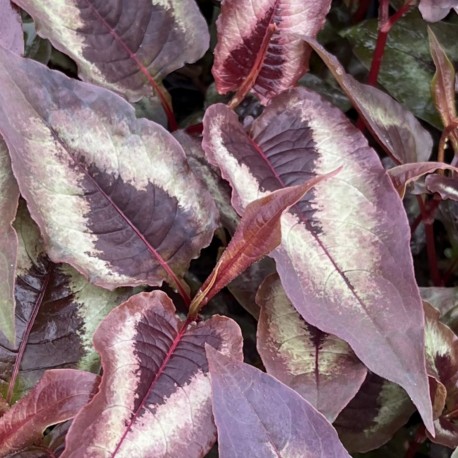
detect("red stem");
top-left (410, 198), bottom-right (441, 235)
top-left (352, 0), bottom-right (371, 24)
top-left (405, 424), bottom-right (426, 458)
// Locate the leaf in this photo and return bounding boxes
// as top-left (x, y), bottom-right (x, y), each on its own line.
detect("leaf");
top-left (424, 301), bottom-right (458, 447)
top-left (334, 373), bottom-right (415, 453)
top-left (191, 169), bottom-right (341, 315)
top-left (0, 203), bottom-right (133, 404)
top-left (202, 87), bottom-right (434, 433)
top-left (419, 0), bottom-right (458, 22)
top-left (0, 369), bottom-right (99, 456)
top-left (421, 287), bottom-right (458, 317)
top-left (426, 174), bottom-right (458, 201)
top-left (0, 0), bottom-right (23, 54)
top-left (13, 0), bottom-right (209, 102)
top-left (0, 47), bottom-right (218, 295)
top-left (62, 291), bottom-right (243, 457)
top-left (206, 345), bottom-right (351, 458)
top-left (388, 162), bottom-right (458, 198)
top-left (212, 0), bottom-right (331, 105)
top-left (341, 9), bottom-right (458, 128)
top-left (303, 37), bottom-right (433, 164)
top-left (256, 274), bottom-right (367, 422)
top-left (0, 138), bottom-right (19, 344)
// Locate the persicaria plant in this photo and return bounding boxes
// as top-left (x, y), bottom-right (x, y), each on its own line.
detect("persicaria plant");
top-left (0, 0), bottom-right (457, 456)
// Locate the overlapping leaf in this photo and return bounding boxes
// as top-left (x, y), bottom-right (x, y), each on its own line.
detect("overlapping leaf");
top-left (13, 0), bottom-right (209, 102)
top-left (0, 48), bottom-right (218, 295)
top-left (0, 0), bottom-right (23, 54)
top-left (63, 291), bottom-right (243, 457)
top-left (202, 87), bottom-right (433, 432)
top-left (206, 346), bottom-right (351, 458)
top-left (212, 0), bottom-right (331, 105)
top-left (334, 373), bottom-right (415, 453)
top-left (0, 369), bottom-right (99, 456)
top-left (426, 174), bottom-right (458, 201)
top-left (256, 274), bottom-right (367, 422)
top-left (0, 204), bottom-right (133, 404)
top-left (419, 0), bottom-right (458, 22)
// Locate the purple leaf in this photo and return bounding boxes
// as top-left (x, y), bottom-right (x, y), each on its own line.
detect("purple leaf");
top-left (419, 0), bottom-right (458, 22)
top-left (202, 87), bottom-right (434, 433)
top-left (388, 162), bottom-right (458, 198)
top-left (421, 287), bottom-right (458, 317)
top-left (0, 48), bottom-right (218, 296)
top-left (0, 203), bottom-right (133, 404)
top-left (334, 373), bottom-right (415, 453)
top-left (212, 0), bottom-right (331, 105)
top-left (0, 0), bottom-right (23, 54)
top-left (303, 37), bottom-right (433, 164)
top-left (206, 345), bottom-right (351, 458)
top-left (256, 274), bottom-right (367, 422)
top-left (426, 174), bottom-right (458, 201)
top-left (13, 0), bottom-right (209, 102)
top-left (0, 137), bottom-right (19, 345)
top-left (0, 369), bottom-right (99, 456)
top-left (62, 291), bottom-right (243, 457)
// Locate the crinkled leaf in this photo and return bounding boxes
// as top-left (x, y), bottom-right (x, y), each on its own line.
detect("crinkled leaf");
top-left (206, 345), bottom-right (350, 458)
top-left (419, 0), bottom-right (458, 22)
top-left (424, 302), bottom-right (458, 447)
top-left (303, 37), bottom-right (432, 163)
top-left (63, 291), bottom-right (243, 457)
top-left (388, 162), bottom-right (458, 198)
top-left (0, 48), bottom-right (217, 294)
top-left (0, 138), bottom-right (19, 344)
top-left (202, 87), bottom-right (433, 433)
top-left (334, 373), bottom-right (415, 453)
top-left (426, 174), bottom-right (458, 201)
top-left (213, 0), bottom-right (331, 105)
top-left (0, 369), bottom-right (99, 456)
top-left (13, 0), bottom-right (209, 102)
top-left (256, 274), bottom-right (367, 422)
top-left (0, 0), bottom-right (23, 54)
top-left (0, 203), bottom-right (133, 404)
top-left (341, 10), bottom-right (458, 128)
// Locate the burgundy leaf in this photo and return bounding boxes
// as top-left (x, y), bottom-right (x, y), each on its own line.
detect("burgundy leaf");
top-left (62, 291), bottom-right (243, 457)
top-left (0, 0), bottom-right (23, 54)
top-left (388, 162), bottom-right (458, 198)
top-left (0, 369), bottom-right (99, 456)
top-left (424, 302), bottom-right (458, 447)
top-left (426, 173), bottom-right (458, 201)
top-left (0, 203), bottom-right (133, 404)
top-left (191, 170), bottom-right (340, 315)
top-left (212, 0), bottom-right (331, 105)
top-left (202, 88), bottom-right (434, 433)
top-left (256, 274), bottom-right (367, 422)
top-left (206, 345), bottom-right (351, 458)
top-left (334, 373), bottom-right (415, 453)
top-left (303, 37), bottom-right (433, 164)
top-left (0, 138), bottom-right (19, 344)
top-left (0, 48), bottom-right (217, 296)
top-left (419, 0), bottom-right (458, 22)
top-left (13, 0), bottom-right (209, 102)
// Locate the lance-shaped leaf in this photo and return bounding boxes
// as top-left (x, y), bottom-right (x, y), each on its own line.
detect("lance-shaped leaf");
top-left (0, 203), bottom-right (133, 404)
top-left (0, 369), bottom-right (99, 456)
top-left (202, 87), bottom-right (434, 433)
top-left (426, 174), bottom-right (458, 201)
top-left (0, 138), bottom-right (19, 345)
top-left (388, 162), bottom-right (458, 198)
top-left (212, 0), bottom-right (331, 105)
top-left (63, 291), bottom-right (243, 457)
top-left (256, 274), bottom-right (367, 422)
top-left (0, 47), bottom-right (218, 295)
top-left (206, 346), bottom-right (351, 458)
top-left (419, 0), bottom-right (458, 22)
top-left (190, 170), bottom-right (340, 315)
top-left (424, 302), bottom-right (458, 447)
top-left (13, 0), bottom-right (209, 102)
top-left (303, 37), bottom-right (432, 164)
top-left (334, 373), bottom-right (416, 453)
top-left (0, 0), bottom-right (23, 54)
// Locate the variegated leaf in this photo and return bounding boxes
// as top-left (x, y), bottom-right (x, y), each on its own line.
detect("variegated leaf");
top-left (256, 274), bottom-right (367, 422)
top-left (419, 0), bottom-right (458, 22)
top-left (212, 0), bottom-right (331, 105)
top-left (0, 47), bottom-right (218, 296)
top-left (202, 87), bottom-right (433, 433)
top-left (13, 0), bottom-right (209, 102)
top-left (421, 287), bottom-right (458, 317)
top-left (62, 291), bottom-right (243, 457)
top-left (0, 203), bottom-right (133, 404)
top-left (0, 0), bottom-right (23, 54)
top-left (426, 174), bottom-right (458, 201)
top-left (206, 346), bottom-right (351, 458)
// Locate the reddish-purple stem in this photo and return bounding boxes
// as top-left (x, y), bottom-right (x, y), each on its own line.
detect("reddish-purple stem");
top-left (405, 424), bottom-right (426, 458)
top-left (352, 0), bottom-right (371, 24)
top-left (410, 198), bottom-right (441, 235)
